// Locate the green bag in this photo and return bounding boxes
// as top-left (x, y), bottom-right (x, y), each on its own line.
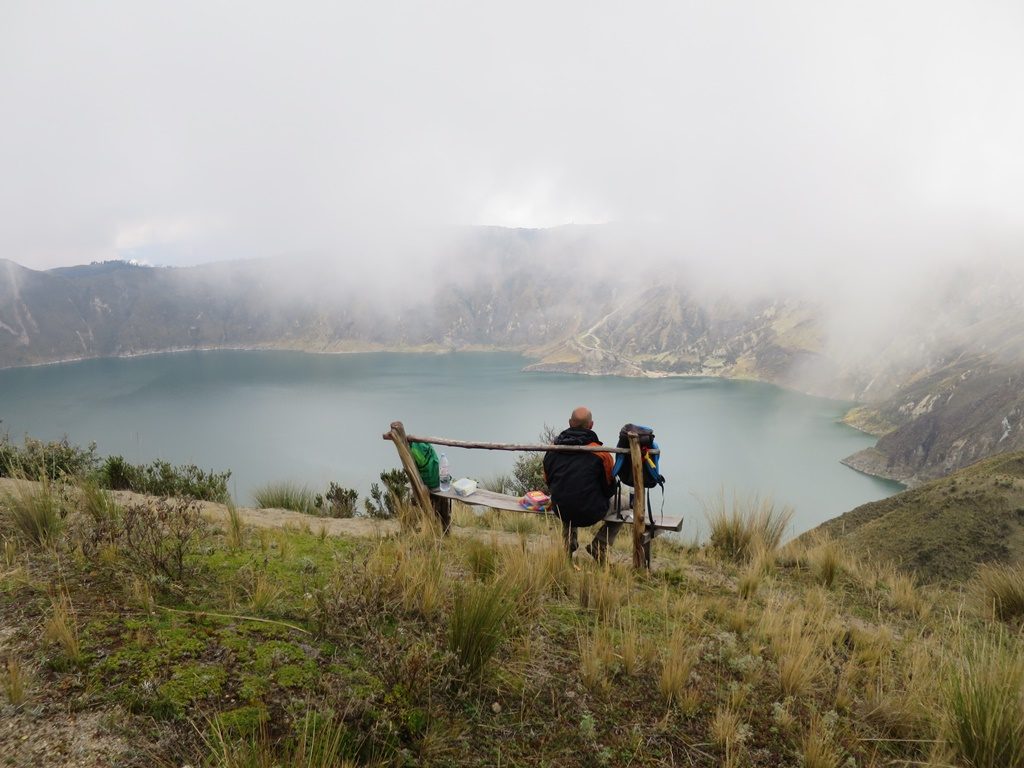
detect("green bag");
top-left (410, 441), bottom-right (440, 490)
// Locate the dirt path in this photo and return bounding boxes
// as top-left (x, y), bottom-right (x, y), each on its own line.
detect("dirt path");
top-left (0, 477), bottom-right (534, 549)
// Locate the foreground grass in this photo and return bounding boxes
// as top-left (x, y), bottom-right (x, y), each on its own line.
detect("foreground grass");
top-left (1, 482), bottom-right (1022, 766)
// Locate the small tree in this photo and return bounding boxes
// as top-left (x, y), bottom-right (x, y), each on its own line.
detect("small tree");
top-left (363, 469), bottom-right (411, 519)
top-left (509, 425), bottom-right (558, 496)
top-left (314, 482), bottom-right (359, 518)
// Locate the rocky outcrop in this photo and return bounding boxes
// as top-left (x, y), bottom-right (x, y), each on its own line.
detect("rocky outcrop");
top-left (841, 359), bottom-right (1024, 485)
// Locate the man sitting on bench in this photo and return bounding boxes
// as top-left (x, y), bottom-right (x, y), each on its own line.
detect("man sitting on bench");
top-left (543, 406), bottom-right (623, 564)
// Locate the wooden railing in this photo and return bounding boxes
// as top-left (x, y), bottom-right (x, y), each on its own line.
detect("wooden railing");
top-left (383, 420), bottom-right (654, 569)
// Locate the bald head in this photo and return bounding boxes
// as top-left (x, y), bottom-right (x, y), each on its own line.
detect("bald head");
top-left (569, 406), bottom-right (593, 430)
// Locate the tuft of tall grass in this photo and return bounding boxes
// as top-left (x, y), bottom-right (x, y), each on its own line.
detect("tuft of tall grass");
top-left (448, 580), bottom-right (516, 681)
top-left (450, 501), bottom-right (480, 528)
top-left (498, 537), bottom-right (573, 605)
top-left (4, 479), bottom-right (64, 548)
top-left (577, 565), bottom-right (627, 622)
top-left (2, 537), bottom-right (16, 567)
top-left (481, 473), bottom-right (515, 495)
top-left (246, 570), bottom-right (284, 614)
top-left (945, 634), bottom-right (1024, 768)
top-left (463, 536), bottom-right (499, 581)
top-left (45, 592), bottom-right (82, 666)
top-left (502, 514), bottom-right (544, 536)
top-left (703, 492), bottom-right (792, 563)
top-left (2, 656), bottom-right (28, 705)
top-left (253, 482), bottom-right (317, 515)
top-left (774, 616), bottom-right (822, 697)
top-left (974, 563), bottom-right (1024, 623)
top-left (226, 501), bottom-right (245, 550)
top-left (801, 715), bottom-right (842, 768)
top-left (577, 624), bottom-right (616, 695)
top-left (618, 611), bottom-right (642, 676)
top-left (203, 709), bottom-right (360, 768)
top-left (886, 571), bottom-right (930, 618)
top-left (660, 629), bottom-right (698, 706)
top-left (737, 562), bottom-right (762, 600)
top-left (80, 480), bottom-right (119, 526)
top-left (397, 544), bottom-right (445, 619)
top-left (710, 706), bottom-right (744, 764)
top-left (808, 538), bottom-right (845, 588)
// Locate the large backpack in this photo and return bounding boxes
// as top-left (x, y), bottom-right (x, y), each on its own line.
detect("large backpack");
top-left (611, 424), bottom-right (665, 490)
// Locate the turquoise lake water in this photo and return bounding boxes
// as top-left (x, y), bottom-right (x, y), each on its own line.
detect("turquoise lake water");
top-left (0, 350), bottom-right (901, 539)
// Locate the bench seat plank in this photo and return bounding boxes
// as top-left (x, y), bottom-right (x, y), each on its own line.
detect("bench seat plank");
top-left (430, 488), bottom-right (683, 532)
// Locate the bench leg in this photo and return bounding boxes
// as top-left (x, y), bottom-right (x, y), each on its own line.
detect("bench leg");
top-left (642, 529), bottom-right (660, 570)
top-left (431, 496), bottom-right (451, 536)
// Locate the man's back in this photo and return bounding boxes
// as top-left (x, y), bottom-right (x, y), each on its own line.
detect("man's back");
top-left (543, 426), bottom-right (615, 527)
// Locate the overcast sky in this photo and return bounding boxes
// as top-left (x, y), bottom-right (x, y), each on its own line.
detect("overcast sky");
top-left (2, 1), bottom-right (1022, 271)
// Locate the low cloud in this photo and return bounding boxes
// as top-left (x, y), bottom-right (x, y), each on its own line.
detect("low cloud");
top-left (1, 1), bottom-right (1022, 370)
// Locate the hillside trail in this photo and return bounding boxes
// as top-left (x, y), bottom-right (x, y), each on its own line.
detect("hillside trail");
top-left (0, 477), bottom-right (533, 549)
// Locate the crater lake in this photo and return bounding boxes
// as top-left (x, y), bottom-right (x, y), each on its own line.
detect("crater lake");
top-left (0, 350), bottom-right (901, 538)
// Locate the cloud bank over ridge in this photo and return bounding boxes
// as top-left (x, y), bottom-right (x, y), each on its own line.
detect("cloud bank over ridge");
top-left (1, 0), bottom-right (1021, 283)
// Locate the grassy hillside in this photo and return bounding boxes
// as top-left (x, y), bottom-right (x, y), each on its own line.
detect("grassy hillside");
top-left (4, 478), bottom-right (1024, 767)
top-left (814, 451), bottom-right (1024, 583)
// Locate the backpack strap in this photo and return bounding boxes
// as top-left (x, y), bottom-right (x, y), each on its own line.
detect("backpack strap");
top-left (611, 453), bottom-right (625, 480)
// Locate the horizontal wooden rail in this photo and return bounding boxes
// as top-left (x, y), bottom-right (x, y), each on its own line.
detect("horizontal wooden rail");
top-left (381, 432), bottom-right (659, 455)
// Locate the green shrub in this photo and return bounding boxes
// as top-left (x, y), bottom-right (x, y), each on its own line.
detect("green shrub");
top-left (363, 469), bottom-right (410, 520)
top-left (100, 455), bottom-right (231, 502)
top-left (0, 435), bottom-right (98, 481)
top-left (120, 497), bottom-right (209, 585)
top-left (946, 635), bottom-right (1024, 768)
top-left (313, 483), bottom-right (359, 518)
top-left (975, 563), bottom-right (1024, 623)
top-left (253, 482), bottom-right (317, 514)
top-left (448, 580), bottom-right (516, 681)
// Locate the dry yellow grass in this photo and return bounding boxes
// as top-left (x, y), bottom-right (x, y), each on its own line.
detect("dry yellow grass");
top-left (44, 592), bottom-right (82, 666)
top-left (808, 537), bottom-right (845, 588)
top-left (577, 563), bottom-right (627, 622)
top-left (2, 656), bottom-right (28, 705)
top-left (578, 625), bottom-right (614, 695)
top-left (774, 616), bottom-right (823, 697)
top-left (396, 542), bottom-right (445, 619)
top-left (659, 628), bottom-right (698, 706)
top-left (710, 706), bottom-right (745, 766)
top-left (246, 569), bottom-right (285, 614)
top-left (886, 571), bottom-right (930, 618)
top-left (801, 715), bottom-right (842, 768)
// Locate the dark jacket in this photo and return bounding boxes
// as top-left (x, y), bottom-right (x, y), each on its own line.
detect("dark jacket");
top-left (543, 428), bottom-right (615, 527)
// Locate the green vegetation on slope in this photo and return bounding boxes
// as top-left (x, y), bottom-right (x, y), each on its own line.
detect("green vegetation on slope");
top-left (813, 451), bottom-right (1024, 583)
top-left (0, 434), bottom-right (232, 502)
top-left (4, 476), bottom-right (1024, 766)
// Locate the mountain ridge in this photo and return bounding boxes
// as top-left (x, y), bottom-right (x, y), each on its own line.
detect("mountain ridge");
top-left (3, 228), bottom-right (1024, 485)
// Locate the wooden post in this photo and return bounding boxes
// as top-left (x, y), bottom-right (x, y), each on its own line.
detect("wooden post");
top-left (388, 421), bottom-right (435, 522)
top-left (627, 431), bottom-right (647, 570)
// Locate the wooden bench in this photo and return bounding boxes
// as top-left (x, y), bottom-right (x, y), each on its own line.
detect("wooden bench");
top-left (431, 486), bottom-right (683, 533)
top-left (383, 420), bottom-right (683, 569)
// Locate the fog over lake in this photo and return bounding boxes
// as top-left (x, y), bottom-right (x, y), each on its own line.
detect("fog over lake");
top-left (0, 351), bottom-right (901, 539)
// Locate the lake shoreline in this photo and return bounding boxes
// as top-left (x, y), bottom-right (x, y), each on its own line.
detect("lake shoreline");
top-left (0, 343), bottom-right (862, 412)
top-left (0, 349), bottom-right (897, 538)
